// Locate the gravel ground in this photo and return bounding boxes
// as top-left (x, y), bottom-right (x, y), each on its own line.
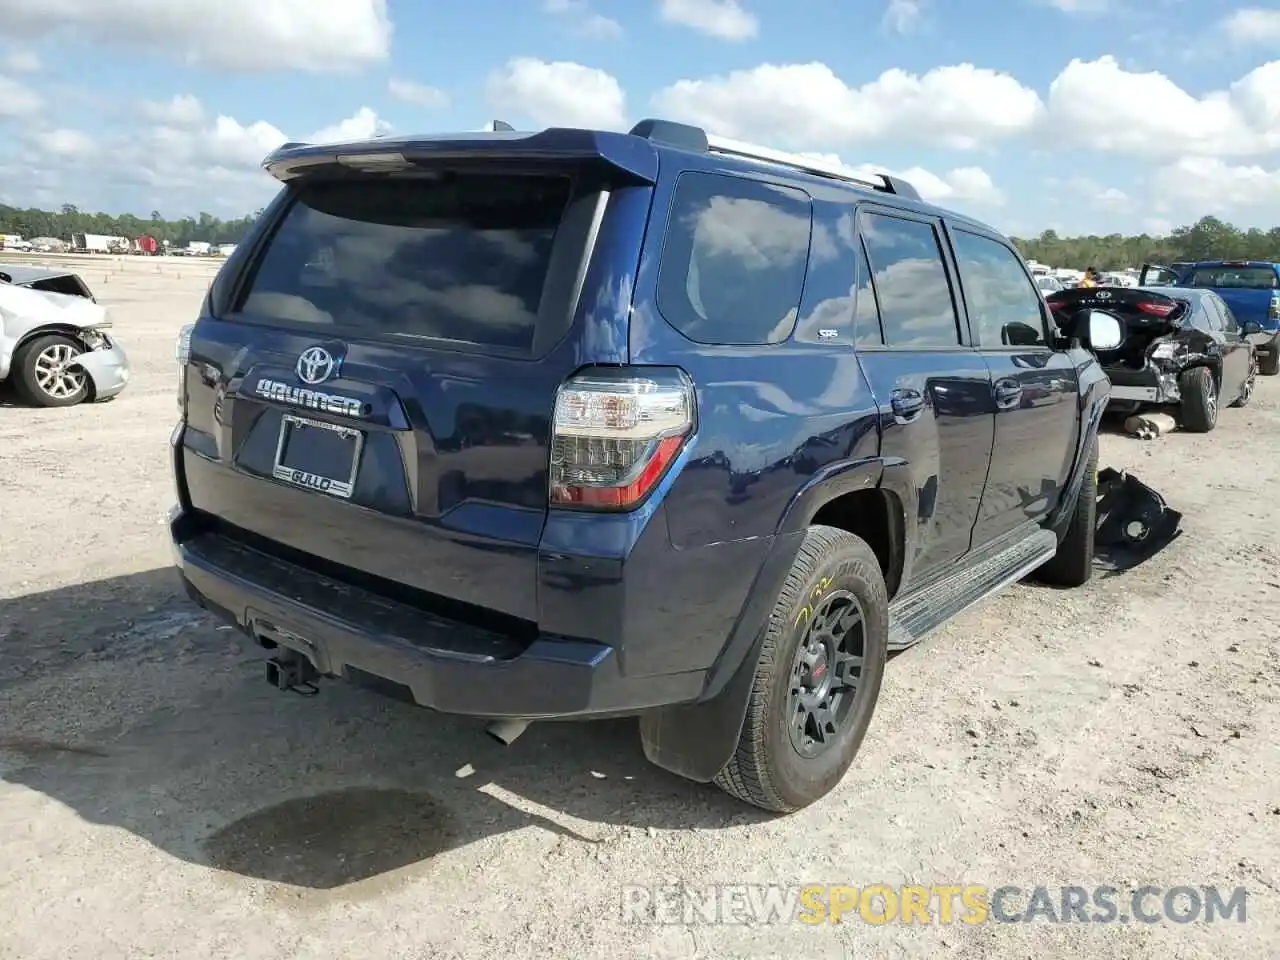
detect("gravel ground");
top-left (1, 259), bottom-right (1276, 959)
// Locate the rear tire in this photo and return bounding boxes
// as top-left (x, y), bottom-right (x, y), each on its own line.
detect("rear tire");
top-left (714, 525), bottom-right (888, 814)
top-left (12, 334), bottom-right (89, 408)
top-left (1035, 437), bottom-right (1097, 588)
top-left (1178, 366), bottom-right (1217, 433)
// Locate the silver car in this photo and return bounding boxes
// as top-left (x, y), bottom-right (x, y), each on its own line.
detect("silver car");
top-left (0, 263), bottom-right (130, 407)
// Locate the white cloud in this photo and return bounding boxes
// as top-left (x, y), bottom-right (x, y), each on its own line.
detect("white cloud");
top-left (1221, 7), bottom-right (1280, 45)
top-left (3, 49), bottom-right (40, 72)
top-left (652, 61), bottom-right (1043, 150)
top-left (309, 106), bottom-right (390, 144)
top-left (0, 0), bottom-right (392, 72)
top-left (803, 153), bottom-right (1003, 207)
top-left (1043, 0), bottom-right (1109, 12)
top-left (143, 93), bottom-right (205, 126)
top-left (388, 78), bottom-right (449, 109)
top-left (3, 96), bottom-right (391, 217)
top-left (486, 57), bottom-right (627, 130)
top-left (1056, 177), bottom-right (1132, 209)
top-left (659, 0), bottom-right (758, 41)
top-left (1150, 157), bottom-right (1280, 213)
top-left (28, 128), bottom-right (95, 157)
top-left (543, 0), bottom-right (623, 38)
top-left (1045, 56), bottom-right (1280, 158)
top-left (882, 0), bottom-right (924, 33)
top-left (0, 74), bottom-right (41, 117)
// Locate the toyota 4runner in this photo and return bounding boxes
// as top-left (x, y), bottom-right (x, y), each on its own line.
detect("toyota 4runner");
top-left (170, 119), bottom-right (1119, 813)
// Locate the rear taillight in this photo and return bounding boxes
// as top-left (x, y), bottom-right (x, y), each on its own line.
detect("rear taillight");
top-left (550, 367), bottom-right (695, 510)
top-left (1270, 295), bottom-right (1279, 320)
top-left (176, 323), bottom-right (193, 409)
top-left (1135, 301), bottom-right (1176, 317)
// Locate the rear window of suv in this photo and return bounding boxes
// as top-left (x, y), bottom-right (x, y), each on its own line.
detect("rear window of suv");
top-left (235, 173), bottom-right (572, 351)
top-left (1188, 266), bottom-right (1278, 290)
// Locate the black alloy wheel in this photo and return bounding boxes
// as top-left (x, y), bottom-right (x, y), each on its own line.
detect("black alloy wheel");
top-left (787, 590), bottom-right (866, 758)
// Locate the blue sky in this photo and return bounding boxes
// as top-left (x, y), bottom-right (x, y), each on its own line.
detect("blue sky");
top-left (1, 0), bottom-right (1279, 237)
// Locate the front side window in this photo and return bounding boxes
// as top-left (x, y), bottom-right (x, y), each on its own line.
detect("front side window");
top-left (950, 229), bottom-right (1049, 348)
top-left (657, 172), bottom-right (812, 345)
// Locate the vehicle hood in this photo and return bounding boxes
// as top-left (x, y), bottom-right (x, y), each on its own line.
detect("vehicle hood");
top-left (0, 280), bottom-right (111, 337)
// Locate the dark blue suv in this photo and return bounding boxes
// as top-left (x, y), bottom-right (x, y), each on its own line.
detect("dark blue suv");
top-left (169, 119), bottom-right (1117, 813)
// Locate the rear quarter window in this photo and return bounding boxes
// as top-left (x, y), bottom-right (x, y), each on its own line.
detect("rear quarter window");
top-left (233, 173), bottom-right (572, 352)
top-left (656, 172), bottom-right (811, 345)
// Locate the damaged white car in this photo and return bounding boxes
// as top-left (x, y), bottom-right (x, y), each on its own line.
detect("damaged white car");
top-left (0, 264), bottom-right (130, 407)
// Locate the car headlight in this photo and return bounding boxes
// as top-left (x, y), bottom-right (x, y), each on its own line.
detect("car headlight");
top-left (1150, 342), bottom-right (1179, 360)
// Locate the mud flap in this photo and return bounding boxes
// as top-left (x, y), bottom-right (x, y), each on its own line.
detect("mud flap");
top-left (1093, 467), bottom-right (1183, 574)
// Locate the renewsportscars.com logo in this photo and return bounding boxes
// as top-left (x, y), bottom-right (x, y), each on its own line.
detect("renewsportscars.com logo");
top-left (620, 884), bottom-right (1249, 926)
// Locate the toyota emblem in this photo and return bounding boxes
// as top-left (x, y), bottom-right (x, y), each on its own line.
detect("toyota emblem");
top-left (1096, 291), bottom-right (1113, 299)
top-left (296, 346), bottom-right (336, 384)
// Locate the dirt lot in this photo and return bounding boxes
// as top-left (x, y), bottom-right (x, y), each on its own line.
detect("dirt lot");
top-left (1, 259), bottom-right (1276, 959)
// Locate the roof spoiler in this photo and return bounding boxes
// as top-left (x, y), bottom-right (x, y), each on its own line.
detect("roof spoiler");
top-left (259, 118), bottom-right (920, 201)
top-left (626, 118), bottom-right (921, 201)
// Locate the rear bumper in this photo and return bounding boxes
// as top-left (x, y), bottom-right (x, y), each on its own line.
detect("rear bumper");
top-left (170, 510), bottom-right (708, 719)
top-left (1253, 330), bottom-right (1280, 359)
top-left (1104, 364), bottom-right (1179, 404)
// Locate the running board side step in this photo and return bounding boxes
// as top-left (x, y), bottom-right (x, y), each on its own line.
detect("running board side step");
top-left (887, 529), bottom-right (1059, 650)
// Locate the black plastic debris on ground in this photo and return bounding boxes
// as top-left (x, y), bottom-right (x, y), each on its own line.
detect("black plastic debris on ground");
top-left (1093, 467), bottom-right (1184, 574)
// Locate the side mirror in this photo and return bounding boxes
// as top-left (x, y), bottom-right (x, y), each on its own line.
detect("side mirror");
top-left (1069, 309), bottom-right (1123, 350)
top-left (1242, 321), bottom-right (1263, 336)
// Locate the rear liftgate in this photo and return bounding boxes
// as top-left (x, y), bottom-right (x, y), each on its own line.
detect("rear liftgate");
top-left (1094, 467), bottom-right (1183, 573)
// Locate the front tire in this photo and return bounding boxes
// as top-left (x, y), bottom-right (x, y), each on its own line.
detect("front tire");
top-left (12, 334), bottom-right (89, 407)
top-left (1178, 366), bottom-right (1217, 433)
top-left (714, 525), bottom-right (888, 814)
top-left (1034, 437), bottom-right (1097, 588)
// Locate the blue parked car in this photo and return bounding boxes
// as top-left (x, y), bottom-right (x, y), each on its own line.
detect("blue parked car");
top-left (1140, 260), bottom-right (1280, 375)
top-left (169, 119), bottom-right (1122, 812)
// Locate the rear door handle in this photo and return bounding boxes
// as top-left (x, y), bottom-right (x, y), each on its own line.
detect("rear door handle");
top-left (994, 379), bottom-right (1022, 410)
top-left (890, 387), bottom-right (925, 421)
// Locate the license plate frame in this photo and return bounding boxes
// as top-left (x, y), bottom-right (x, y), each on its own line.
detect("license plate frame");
top-left (271, 413), bottom-right (364, 499)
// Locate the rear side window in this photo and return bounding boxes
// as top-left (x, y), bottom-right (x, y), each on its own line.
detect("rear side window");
top-left (1189, 266), bottom-right (1278, 289)
top-left (950, 229), bottom-right (1049, 348)
top-left (1217, 297), bottom-right (1239, 332)
top-left (657, 172), bottom-right (811, 345)
top-left (236, 173), bottom-right (572, 351)
top-left (1202, 297), bottom-right (1225, 331)
top-left (861, 213), bottom-right (960, 348)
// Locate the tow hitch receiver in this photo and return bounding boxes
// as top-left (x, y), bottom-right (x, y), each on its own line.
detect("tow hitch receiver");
top-left (1094, 468), bottom-right (1183, 574)
top-left (266, 653), bottom-right (320, 695)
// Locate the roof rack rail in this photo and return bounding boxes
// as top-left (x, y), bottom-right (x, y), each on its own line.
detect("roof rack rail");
top-left (706, 134), bottom-right (920, 201)
top-left (627, 118), bottom-right (919, 201)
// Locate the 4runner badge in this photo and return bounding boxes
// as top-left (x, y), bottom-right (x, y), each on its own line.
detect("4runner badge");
top-left (296, 346), bottom-right (337, 384)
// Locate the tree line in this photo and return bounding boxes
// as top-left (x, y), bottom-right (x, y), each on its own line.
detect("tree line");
top-left (0, 203), bottom-right (1277, 269)
top-left (0, 204), bottom-right (261, 247)
top-left (1010, 216), bottom-right (1280, 270)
